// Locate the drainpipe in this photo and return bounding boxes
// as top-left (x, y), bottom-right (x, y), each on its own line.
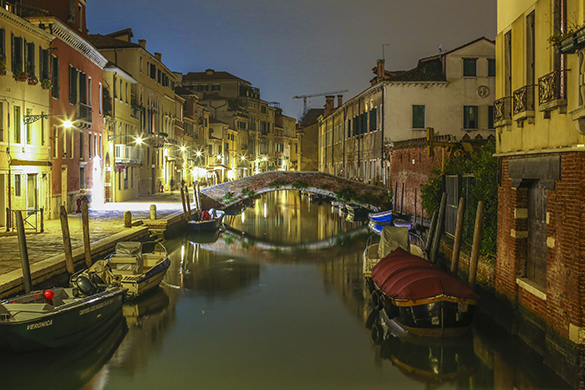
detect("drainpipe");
top-left (2, 99), bottom-right (11, 230)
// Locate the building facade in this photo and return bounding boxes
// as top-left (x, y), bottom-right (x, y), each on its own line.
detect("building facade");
top-left (0, 3), bottom-right (54, 228)
top-left (495, 0), bottom-right (585, 385)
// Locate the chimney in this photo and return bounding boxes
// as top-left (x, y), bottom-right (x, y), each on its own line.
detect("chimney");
top-left (377, 59), bottom-right (385, 78)
top-left (138, 39), bottom-right (146, 49)
top-left (155, 52), bottom-right (162, 62)
top-left (324, 95), bottom-right (335, 116)
top-left (337, 95), bottom-right (343, 108)
top-left (205, 69), bottom-right (215, 75)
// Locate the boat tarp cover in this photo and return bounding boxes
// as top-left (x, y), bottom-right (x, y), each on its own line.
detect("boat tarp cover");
top-left (378, 226), bottom-right (410, 258)
top-left (115, 242), bottom-right (142, 255)
top-left (369, 209), bottom-right (393, 223)
top-left (371, 247), bottom-right (480, 301)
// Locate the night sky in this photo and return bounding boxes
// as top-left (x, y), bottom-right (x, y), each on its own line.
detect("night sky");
top-left (87, 0), bottom-right (497, 120)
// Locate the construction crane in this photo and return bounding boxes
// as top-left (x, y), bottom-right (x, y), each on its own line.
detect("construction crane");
top-left (293, 89), bottom-right (348, 117)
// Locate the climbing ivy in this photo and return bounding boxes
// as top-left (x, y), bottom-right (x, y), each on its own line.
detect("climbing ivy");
top-left (420, 141), bottom-right (497, 256)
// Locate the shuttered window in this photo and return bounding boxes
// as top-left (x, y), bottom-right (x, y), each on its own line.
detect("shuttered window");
top-left (527, 181), bottom-right (548, 287)
top-left (51, 55), bottom-right (59, 98)
top-left (69, 66), bottom-right (78, 104)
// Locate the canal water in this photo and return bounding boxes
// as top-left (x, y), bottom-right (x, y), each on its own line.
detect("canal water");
top-left (0, 191), bottom-right (575, 389)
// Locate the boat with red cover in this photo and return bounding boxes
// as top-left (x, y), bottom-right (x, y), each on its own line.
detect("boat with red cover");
top-left (365, 227), bottom-right (479, 337)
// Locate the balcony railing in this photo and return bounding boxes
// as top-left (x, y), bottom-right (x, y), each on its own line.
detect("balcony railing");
top-left (539, 70), bottom-right (566, 105)
top-left (494, 96), bottom-right (512, 123)
top-left (114, 145), bottom-right (143, 164)
top-left (77, 102), bottom-right (92, 128)
top-left (513, 85), bottom-right (535, 115)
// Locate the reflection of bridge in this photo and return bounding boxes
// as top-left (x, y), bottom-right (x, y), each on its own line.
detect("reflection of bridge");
top-left (196, 224), bottom-right (370, 258)
top-left (200, 171), bottom-right (389, 208)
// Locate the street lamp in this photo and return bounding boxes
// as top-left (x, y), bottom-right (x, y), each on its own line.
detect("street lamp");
top-left (23, 113), bottom-right (71, 125)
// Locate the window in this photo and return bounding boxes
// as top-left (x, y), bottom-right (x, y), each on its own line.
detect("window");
top-left (26, 108), bottom-right (32, 144)
top-left (14, 174), bottom-right (21, 197)
top-left (39, 48), bottom-right (49, 80)
top-left (488, 106), bottom-right (495, 129)
top-left (488, 58), bottom-right (496, 77)
top-left (12, 35), bottom-right (23, 73)
top-left (88, 133), bottom-right (93, 158)
top-left (412, 105), bottom-right (425, 129)
top-left (369, 107), bottom-right (378, 131)
top-left (0, 29), bottom-right (5, 61)
top-left (26, 42), bottom-right (35, 75)
top-left (463, 58), bottom-right (477, 77)
top-left (51, 55), bottom-right (59, 98)
top-left (99, 82), bottom-right (103, 114)
top-left (211, 84), bottom-right (220, 92)
top-left (79, 131), bottom-right (84, 159)
top-left (463, 106), bottom-right (479, 129)
top-left (80, 167), bottom-right (85, 189)
top-left (69, 66), bottom-right (78, 104)
top-left (13, 106), bottom-right (20, 143)
top-left (150, 63), bottom-right (156, 79)
top-left (52, 125), bottom-right (58, 158)
top-left (62, 127), bottom-right (67, 157)
top-left (79, 72), bottom-right (87, 104)
top-left (40, 112), bottom-right (45, 146)
top-left (78, 4), bottom-right (83, 30)
top-left (0, 102), bottom-right (4, 142)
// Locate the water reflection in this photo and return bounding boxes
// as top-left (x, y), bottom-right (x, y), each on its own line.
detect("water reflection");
top-left (0, 313), bottom-right (126, 390)
top-left (30, 190), bottom-right (577, 389)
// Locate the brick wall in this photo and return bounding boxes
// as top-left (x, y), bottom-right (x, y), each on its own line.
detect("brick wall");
top-left (390, 144), bottom-right (442, 218)
top-left (496, 153), bottom-right (585, 340)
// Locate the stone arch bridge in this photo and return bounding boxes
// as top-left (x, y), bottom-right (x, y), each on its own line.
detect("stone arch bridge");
top-left (198, 171), bottom-right (390, 209)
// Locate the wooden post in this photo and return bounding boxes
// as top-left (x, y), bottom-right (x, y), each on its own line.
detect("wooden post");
top-left (196, 183), bottom-right (201, 211)
top-left (450, 197), bottom-right (465, 274)
top-left (393, 182), bottom-right (398, 211)
top-left (185, 186), bottom-right (192, 219)
top-left (468, 201), bottom-right (485, 288)
top-left (180, 187), bottom-right (189, 221)
top-left (15, 211), bottom-right (32, 293)
top-left (40, 207), bottom-right (44, 233)
top-left (425, 210), bottom-right (438, 254)
top-left (400, 183), bottom-right (405, 215)
top-left (430, 193), bottom-right (447, 264)
top-left (60, 205), bottom-right (75, 274)
top-left (81, 200), bottom-right (92, 268)
top-left (413, 188), bottom-right (417, 226)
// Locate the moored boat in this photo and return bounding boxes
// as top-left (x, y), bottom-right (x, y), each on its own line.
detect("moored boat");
top-left (364, 226), bottom-right (479, 337)
top-left (73, 241), bottom-right (171, 300)
top-left (0, 285), bottom-right (124, 352)
top-left (188, 209), bottom-right (225, 231)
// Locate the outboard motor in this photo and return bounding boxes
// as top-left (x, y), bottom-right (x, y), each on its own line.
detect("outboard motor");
top-left (76, 275), bottom-right (97, 296)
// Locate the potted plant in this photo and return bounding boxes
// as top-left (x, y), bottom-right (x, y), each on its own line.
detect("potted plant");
top-left (14, 70), bottom-right (28, 82)
top-left (41, 79), bottom-right (53, 90)
top-left (27, 74), bottom-right (38, 86)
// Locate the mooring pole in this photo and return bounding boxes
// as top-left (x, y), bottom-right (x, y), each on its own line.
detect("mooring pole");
top-left (451, 197), bottom-right (465, 274)
top-left (468, 201), bottom-right (485, 288)
top-left (81, 200), bottom-right (92, 268)
top-left (15, 211), bottom-right (32, 293)
top-left (185, 186), bottom-right (192, 219)
top-left (60, 205), bottom-right (75, 274)
top-left (430, 193), bottom-right (447, 264)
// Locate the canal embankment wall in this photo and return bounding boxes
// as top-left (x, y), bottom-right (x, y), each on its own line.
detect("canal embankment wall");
top-left (437, 236), bottom-right (584, 389)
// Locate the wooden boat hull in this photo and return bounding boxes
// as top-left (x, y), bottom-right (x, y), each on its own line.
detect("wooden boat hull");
top-left (120, 258), bottom-right (171, 299)
top-left (0, 288), bottom-right (124, 352)
top-left (188, 210), bottom-right (225, 231)
top-left (367, 278), bottom-right (477, 337)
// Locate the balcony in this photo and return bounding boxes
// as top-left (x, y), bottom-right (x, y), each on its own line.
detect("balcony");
top-left (114, 145), bottom-right (143, 164)
top-left (494, 96), bottom-right (512, 127)
top-left (538, 70), bottom-right (567, 112)
top-left (77, 102), bottom-right (92, 129)
top-left (513, 85), bottom-right (535, 122)
top-left (557, 27), bottom-right (585, 54)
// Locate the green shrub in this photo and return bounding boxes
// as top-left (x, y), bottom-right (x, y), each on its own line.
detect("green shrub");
top-left (268, 180), bottom-right (288, 189)
top-left (291, 180), bottom-right (308, 189)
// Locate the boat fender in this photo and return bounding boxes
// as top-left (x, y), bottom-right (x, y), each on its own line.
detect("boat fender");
top-left (371, 323), bottom-right (384, 345)
top-left (383, 301), bottom-right (398, 320)
top-left (371, 290), bottom-right (384, 311)
top-left (76, 275), bottom-right (97, 296)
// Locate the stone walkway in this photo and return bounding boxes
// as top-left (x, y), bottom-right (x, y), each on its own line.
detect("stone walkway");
top-left (0, 192), bottom-right (187, 276)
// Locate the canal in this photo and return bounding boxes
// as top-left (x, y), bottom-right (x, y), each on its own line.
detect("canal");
top-left (0, 191), bottom-right (575, 389)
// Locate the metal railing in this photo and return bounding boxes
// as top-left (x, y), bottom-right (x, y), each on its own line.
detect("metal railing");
top-left (7, 208), bottom-right (44, 232)
top-left (539, 70), bottom-right (566, 105)
top-left (78, 102), bottom-right (93, 123)
top-left (513, 84), bottom-right (535, 115)
top-left (494, 96), bottom-right (512, 123)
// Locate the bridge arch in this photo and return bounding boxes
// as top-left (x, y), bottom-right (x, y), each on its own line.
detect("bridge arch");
top-left (199, 171), bottom-right (390, 209)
